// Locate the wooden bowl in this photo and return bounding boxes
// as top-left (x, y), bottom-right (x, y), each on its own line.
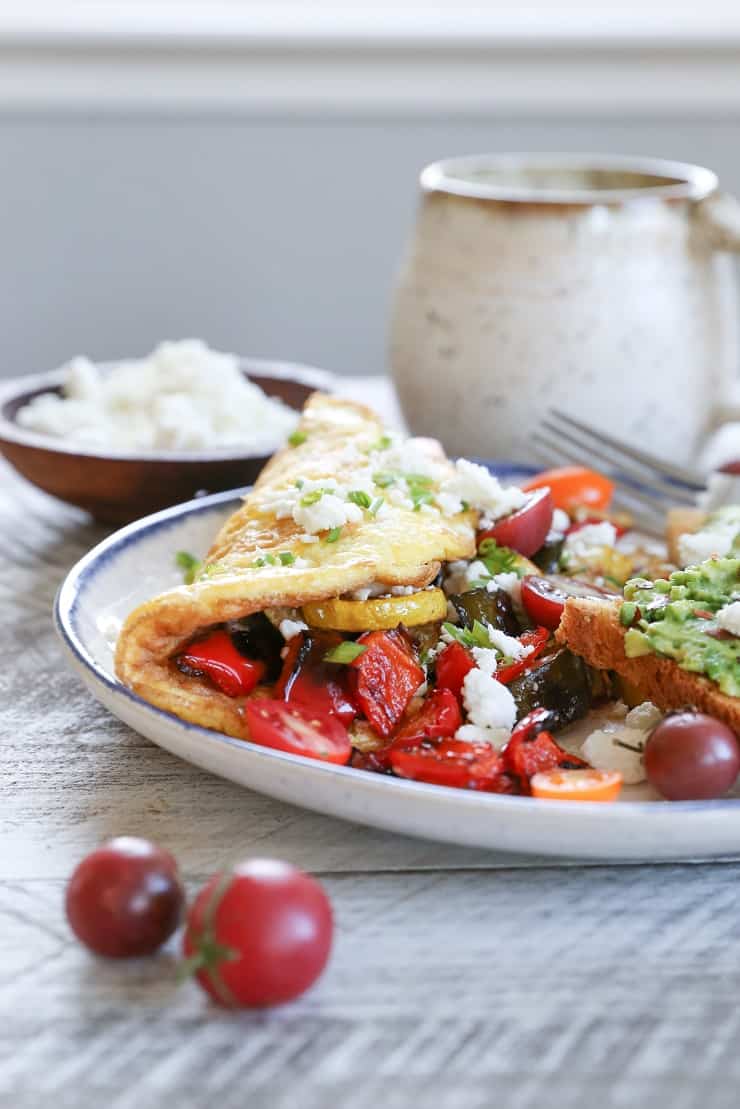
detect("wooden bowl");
top-left (0, 358), bottom-right (333, 524)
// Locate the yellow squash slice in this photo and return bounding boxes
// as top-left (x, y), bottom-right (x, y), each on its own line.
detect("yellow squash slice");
top-left (303, 588), bottom-right (448, 631)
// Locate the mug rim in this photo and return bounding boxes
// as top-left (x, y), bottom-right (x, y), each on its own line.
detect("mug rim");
top-left (420, 153), bottom-right (718, 205)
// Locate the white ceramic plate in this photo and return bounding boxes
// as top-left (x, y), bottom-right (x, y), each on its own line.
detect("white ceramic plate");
top-left (55, 482), bottom-right (740, 861)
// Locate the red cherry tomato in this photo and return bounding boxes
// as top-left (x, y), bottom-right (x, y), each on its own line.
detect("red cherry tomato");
top-left (479, 488), bottom-right (553, 557)
top-left (521, 574), bottom-right (619, 630)
top-left (65, 837), bottom-right (184, 958)
top-left (348, 629), bottom-right (424, 737)
top-left (183, 858), bottom-right (333, 1008)
top-left (521, 466), bottom-right (614, 513)
top-left (244, 699), bottom-right (351, 765)
top-left (178, 630), bottom-right (265, 697)
top-left (390, 739), bottom-right (517, 792)
top-left (644, 712), bottom-right (740, 800)
top-left (435, 641), bottom-right (476, 699)
top-left (495, 627), bottom-right (550, 684)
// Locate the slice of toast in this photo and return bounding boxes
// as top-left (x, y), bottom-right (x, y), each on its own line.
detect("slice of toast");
top-left (557, 596), bottom-right (740, 734)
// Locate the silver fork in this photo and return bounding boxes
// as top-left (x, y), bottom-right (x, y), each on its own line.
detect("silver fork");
top-left (532, 409), bottom-right (708, 534)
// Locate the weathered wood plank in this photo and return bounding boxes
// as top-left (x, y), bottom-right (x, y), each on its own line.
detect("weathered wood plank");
top-left (2, 867), bottom-right (740, 1108)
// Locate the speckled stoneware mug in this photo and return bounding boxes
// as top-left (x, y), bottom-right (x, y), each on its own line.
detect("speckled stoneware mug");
top-left (389, 154), bottom-right (740, 462)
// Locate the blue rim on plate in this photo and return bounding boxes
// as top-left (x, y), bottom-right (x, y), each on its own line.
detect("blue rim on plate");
top-left (53, 465), bottom-right (736, 821)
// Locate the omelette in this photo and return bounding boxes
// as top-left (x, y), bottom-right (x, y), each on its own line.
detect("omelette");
top-left (116, 393), bottom-right (487, 741)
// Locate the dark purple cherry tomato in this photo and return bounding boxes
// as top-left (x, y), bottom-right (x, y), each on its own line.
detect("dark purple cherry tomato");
top-left (644, 712), bottom-right (740, 801)
top-left (66, 837), bottom-right (185, 958)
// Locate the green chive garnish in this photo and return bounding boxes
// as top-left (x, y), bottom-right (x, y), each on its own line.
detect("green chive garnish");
top-left (288, 430), bottom-right (307, 447)
top-left (324, 641), bottom-right (367, 664)
top-left (325, 526), bottom-right (342, 543)
top-left (175, 550), bottom-right (202, 585)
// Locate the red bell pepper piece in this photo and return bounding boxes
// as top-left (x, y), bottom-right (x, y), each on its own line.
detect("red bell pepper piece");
top-left (357, 688), bottom-right (463, 772)
top-left (495, 627), bottom-right (550, 685)
top-left (390, 739), bottom-right (518, 792)
top-left (435, 641), bottom-right (476, 700)
top-left (348, 629), bottom-right (424, 737)
top-left (392, 688), bottom-right (463, 746)
top-left (178, 630), bottom-right (266, 698)
top-left (275, 631), bottom-right (356, 724)
top-left (503, 707), bottom-right (587, 792)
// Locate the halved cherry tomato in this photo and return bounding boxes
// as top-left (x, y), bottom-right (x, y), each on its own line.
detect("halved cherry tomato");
top-left (531, 768), bottom-right (623, 801)
top-left (276, 631), bottom-right (356, 724)
top-left (435, 641), bottom-right (476, 700)
top-left (348, 630), bottom-right (424, 737)
top-left (244, 699), bottom-right (351, 764)
top-left (520, 574), bottom-right (619, 631)
top-left (503, 707), bottom-right (587, 790)
top-left (390, 739), bottom-right (516, 792)
top-left (495, 627), bottom-right (550, 685)
top-left (479, 488), bottom-right (553, 558)
top-left (521, 466), bottom-right (614, 513)
top-left (178, 631), bottom-right (266, 698)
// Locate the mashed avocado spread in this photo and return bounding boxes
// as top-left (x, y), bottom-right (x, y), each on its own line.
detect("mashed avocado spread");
top-left (620, 557), bottom-right (740, 697)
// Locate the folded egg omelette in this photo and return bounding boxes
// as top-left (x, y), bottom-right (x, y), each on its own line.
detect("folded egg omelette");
top-left (115, 393), bottom-right (476, 737)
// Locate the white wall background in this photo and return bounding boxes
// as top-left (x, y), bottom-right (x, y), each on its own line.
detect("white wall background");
top-left (2, 4), bottom-right (740, 379)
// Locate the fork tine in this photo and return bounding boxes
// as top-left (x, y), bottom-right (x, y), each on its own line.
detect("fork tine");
top-left (531, 430), bottom-right (682, 517)
top-left (539, 417), bottom-right (697, 507)
top-left (548, 408), bottom-right (706, 491)
top-left (531, 432), bottom-right (663, 535)
top-left (610, 493), bottom-right (664, 537)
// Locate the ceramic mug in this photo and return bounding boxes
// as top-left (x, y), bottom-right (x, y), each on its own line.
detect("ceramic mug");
top-left (389, 154), bottom-right (740, 463)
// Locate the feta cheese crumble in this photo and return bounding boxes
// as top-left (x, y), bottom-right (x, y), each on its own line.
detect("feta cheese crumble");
top-left (717, 600), bottom-right (740, 637)
top-left (485, 627), bottom-right (534, 662)
top-left (470, 647), bottom-right (499, 676)
top-left (455, 723), bottom-right (511, 750)
top-left (562, 522), bottom-right (618, 562)
top-left (461, 668), bottom-right (518, 734)
top-left (16, 339), bottom-right (299, 452)
top-left (279, 619), bottom-right (308, 641)
top-left (439, 459), bottom-right (527, 521)
top-left (581, 701), bottom-right (662, 785)
top-left (293, 493), bottom-right (363, 536)
top-left (259, 477), bottom-right (366, 538)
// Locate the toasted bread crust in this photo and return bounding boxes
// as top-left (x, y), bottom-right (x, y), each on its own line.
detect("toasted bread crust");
top-left (665, 507), bottom-right (707, 565)
top-left (557, 597), bottom-right (740, 734)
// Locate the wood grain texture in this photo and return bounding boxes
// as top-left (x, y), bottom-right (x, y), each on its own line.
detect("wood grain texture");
top-left (1, 379), bottom-right (738, 1108)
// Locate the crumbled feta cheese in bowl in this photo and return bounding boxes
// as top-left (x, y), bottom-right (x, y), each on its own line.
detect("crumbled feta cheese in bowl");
top-left (15, 340), bottom-right (300, 454)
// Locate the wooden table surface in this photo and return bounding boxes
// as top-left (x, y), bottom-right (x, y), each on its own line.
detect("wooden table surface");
top-left (3, 379), bottom-right (740, 1109)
